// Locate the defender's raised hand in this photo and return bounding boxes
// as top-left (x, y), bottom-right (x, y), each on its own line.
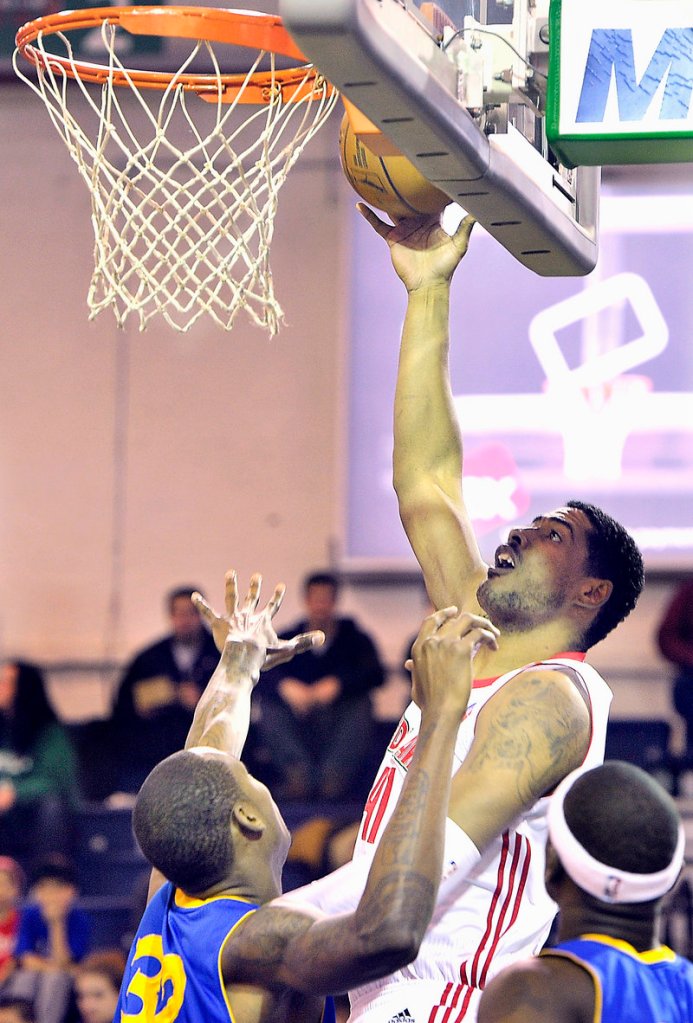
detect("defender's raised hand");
top-left (185, 572), bottom-right (322, 756)
top-left (193, 570), bottom-right (324, 673)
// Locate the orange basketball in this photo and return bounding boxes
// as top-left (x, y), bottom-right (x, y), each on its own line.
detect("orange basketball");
top-left (339, 112), bottom-right (450, 221)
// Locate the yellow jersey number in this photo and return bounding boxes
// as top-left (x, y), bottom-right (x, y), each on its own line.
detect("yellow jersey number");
top-left (121, 935), bottom-right (187, 1023)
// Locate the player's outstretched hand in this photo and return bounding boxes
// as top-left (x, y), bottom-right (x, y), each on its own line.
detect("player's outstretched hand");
top-left (356, 203), bottom-right (475, 292)
top-left (408, 608), bottom-right (499, 719)
top-left (192, 570), bottom-right (324, 673)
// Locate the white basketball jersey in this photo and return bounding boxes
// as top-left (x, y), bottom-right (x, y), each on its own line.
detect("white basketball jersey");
top-left (349, 656), bottom-right (612, 1023)
top-left (275, 656), bottom-right (612, 1023)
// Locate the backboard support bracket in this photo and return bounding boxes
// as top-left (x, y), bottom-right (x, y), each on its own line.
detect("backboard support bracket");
top-left (279, 0), bottom-right (599, 276)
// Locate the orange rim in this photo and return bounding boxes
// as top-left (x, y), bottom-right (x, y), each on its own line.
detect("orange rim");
top-left (15, 6), bottom-right (334, 102)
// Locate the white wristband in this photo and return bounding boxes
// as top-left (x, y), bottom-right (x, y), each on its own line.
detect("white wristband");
top-left (442, 818), bottom-right (482, 880)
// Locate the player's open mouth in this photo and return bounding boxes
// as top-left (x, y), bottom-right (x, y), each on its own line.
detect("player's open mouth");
top-left (489, 546), bottom-right (516, 574)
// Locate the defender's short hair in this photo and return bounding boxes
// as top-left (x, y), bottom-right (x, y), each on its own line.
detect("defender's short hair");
top-left (563, 761), bottom-right (680, 877)
top-left (566, 500), bottom-right (644, 649)
top-left (133, 751), bottom-right (240, 894)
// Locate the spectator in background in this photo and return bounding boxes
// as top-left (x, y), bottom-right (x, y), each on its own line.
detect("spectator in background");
top-left (657, 578), bottom-right (693, 762)
top-left (0, 998), bottom-right (34, 1023)
top-left (110, 585), bottom-right (219, 794)
top-left (0, 859), bottom-right (23, 993)
top-left (74, 951), bottom-right (125, 1023)
top-left (257, 572), bottom-right (385, 800)
top-left (0, 663), bottom-right (78, 864)
top-left (10, 856), bottom-right (90, 1023)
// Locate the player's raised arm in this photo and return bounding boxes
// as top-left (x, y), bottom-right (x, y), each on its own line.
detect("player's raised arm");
top-left (222, 609), bottom-right (499, 995)
top-left (358, 206), bottom-right (486, 612)
top-left (146, 570), bottom-right (323, 903)
top-left (186, 570), bottom-right (323, 756)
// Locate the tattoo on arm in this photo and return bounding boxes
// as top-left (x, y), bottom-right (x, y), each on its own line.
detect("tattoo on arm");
top-left (228, 716), bottom-right (451, 993)
top-left (468, 672), bottom-right (590, 803)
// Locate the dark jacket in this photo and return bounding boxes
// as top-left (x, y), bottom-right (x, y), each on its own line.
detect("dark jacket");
top-left (261, 617), bottom-right (385, 703)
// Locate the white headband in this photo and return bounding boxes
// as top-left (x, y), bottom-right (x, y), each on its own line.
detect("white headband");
top-left (547, 768), bottom-right (685, 904)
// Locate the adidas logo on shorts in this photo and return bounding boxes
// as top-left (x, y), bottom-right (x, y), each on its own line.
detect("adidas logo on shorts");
top-left (387, 1010), bottom-right (414, 1023)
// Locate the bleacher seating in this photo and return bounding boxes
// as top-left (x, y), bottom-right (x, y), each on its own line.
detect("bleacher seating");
top-left (604, 719), bottom-right (673, 782)
top-left (74, 804), bottom-right (149, 952)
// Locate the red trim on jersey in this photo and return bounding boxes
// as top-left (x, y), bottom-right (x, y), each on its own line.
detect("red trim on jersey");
top-left (425, 833), bottom-right (533, 1021)
top-left (479, 834), bottom-right (531, 987)
top-left (463, 831), bottom-right (532, 991)
top-left (428, 983), bottom-right (474, 1023)
top-left (500, 836), bottom-right (531, 939)
top-left (428, 983), bottom-right (451, 1023)
top-left (527, 651), bottom-right (587, 667)
top-left (439, 983), bottom-right (460, 1023)
top-left (425, 832), bottom-right (531, 1023)
top-left (451, 988), bottom-right (475, 1023)
top-left (469, 832), bottom-right (511, 987)
top-left (472, 651), bottom-right (586, 688)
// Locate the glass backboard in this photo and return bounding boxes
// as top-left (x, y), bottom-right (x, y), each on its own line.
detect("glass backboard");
top-left (279, 0), bottom-right (600, 276)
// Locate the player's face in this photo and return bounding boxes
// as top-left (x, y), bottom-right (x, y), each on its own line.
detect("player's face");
top-left (477, 507), bottom-right (595, 630)
top-left (229, 761), bottom-right (291, 865)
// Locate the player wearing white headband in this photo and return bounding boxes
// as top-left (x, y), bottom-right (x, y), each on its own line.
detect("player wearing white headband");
top-left (478, 761), bottom-right (693, 1023)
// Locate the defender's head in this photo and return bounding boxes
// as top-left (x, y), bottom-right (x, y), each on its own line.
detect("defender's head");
top-left (546, 761), bottom-right (683, 907)
top-left (133, 749), bottom-right (290, 897)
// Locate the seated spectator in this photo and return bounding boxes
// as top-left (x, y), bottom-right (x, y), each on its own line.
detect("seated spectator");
top-left (257, 571), bottom-right (385, 800)
top-left (0, 663), bottom-right (78, 864)
top-left (0, 859), bottom-right (23, 992)
top-left (0, 997), bottom-right (34, 1023)
top-left (110, 585), bottom-right (219, 794)
top-left (657, 577), bottom-right (693, 762)
top-left (9, 856), bottom-right (90, 1023)
top-left (285, 816), bottom-right (360, 885)
top-left (74, 951), bottom-right (125, 1023)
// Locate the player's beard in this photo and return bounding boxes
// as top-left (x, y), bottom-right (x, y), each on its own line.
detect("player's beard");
top-left (476, 576), bottom-right (564, 632)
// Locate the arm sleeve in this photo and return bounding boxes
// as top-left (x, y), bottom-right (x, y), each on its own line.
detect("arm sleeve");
top-left (270, 819), bottom-right (481, 915)
top-left (270, 857), bottom-right (371, 916)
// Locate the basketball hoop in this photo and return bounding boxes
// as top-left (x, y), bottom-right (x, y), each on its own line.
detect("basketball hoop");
top-left (13, 7), bottom-right (339, 333)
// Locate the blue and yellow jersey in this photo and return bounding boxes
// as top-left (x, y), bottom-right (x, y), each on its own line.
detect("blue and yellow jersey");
top-left (542, 934), bottom-right (693, 1023)
top-left (116, 881), bottom-right (336, 1023)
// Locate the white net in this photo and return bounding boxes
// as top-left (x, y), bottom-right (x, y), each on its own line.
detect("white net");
top-left (13, 20), bottom-right (339, 334)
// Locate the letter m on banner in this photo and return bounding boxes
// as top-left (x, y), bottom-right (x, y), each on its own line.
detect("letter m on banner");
top-left (577, 27), bottom-right (693, 122)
